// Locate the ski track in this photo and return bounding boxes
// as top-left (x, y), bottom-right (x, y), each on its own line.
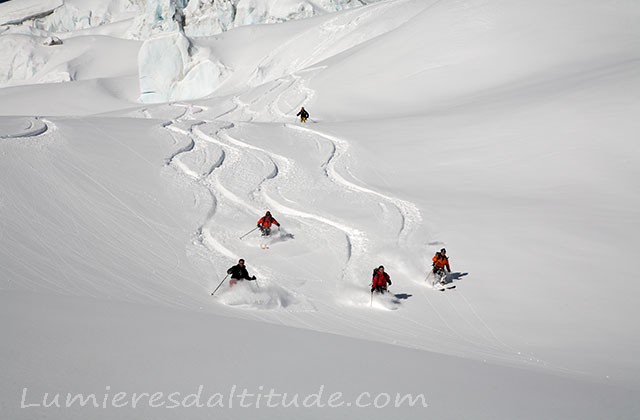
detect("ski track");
top-left (0, 116), bottom-right (49, 139)
top-left (287, 123), bottom-right (422, 248)
top-left (162, 111), bottom-right (235, 261)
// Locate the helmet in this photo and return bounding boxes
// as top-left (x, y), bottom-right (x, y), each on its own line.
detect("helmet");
top-left (440, 248), bottom-right (446, 254)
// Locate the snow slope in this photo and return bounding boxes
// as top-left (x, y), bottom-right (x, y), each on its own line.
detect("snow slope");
top-left (1, 0), bottom-right (640, 419)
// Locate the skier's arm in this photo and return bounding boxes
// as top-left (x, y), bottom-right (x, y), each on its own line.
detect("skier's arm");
top-left (242, 268), bottom-right (254, 280)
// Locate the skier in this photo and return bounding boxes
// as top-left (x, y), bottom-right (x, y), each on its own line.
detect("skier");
top-left (257, 211), bottom-right (280, 236)
top-left (227, 259), bottom-right (256, 287)
top-left (432, 248), bottom-right (451, 284)
top-left (371, 265), bottom-right (392, 294)
top-left (296, 107), bottom-right (309, 123)
top-left (432, 248), bottom-right (451, 273)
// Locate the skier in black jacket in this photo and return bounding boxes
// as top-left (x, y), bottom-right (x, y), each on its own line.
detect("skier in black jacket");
top-left (227, 259), bottom-right (256, 287)
top-left (296, 107), bottom-right (309, 123)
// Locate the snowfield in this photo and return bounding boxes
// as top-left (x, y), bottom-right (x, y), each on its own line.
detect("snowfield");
top-left (1, 0), bottom-right (639, 419)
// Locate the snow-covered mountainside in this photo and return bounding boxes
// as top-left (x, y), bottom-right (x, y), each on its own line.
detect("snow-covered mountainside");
top-left (1, 0), bottom-right (639, 419)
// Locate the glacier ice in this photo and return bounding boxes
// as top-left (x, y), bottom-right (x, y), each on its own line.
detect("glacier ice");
top-left (138, 30), bottom-right (226, 103)
top-left (0, 0), bottom-right (382, 101)
top-left (3, 0), bottom-right (381, 39)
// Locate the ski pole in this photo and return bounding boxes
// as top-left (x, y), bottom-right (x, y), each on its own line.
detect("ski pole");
top-left (211, 274), bottom-right (230, 296)
top-left (239, 226), bottom-right (259, 240)
top-left (425, 270), bottom-right (432, 282)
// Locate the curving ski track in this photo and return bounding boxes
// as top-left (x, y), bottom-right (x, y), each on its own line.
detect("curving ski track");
top-left (287, 123), bottom-right (423, 248)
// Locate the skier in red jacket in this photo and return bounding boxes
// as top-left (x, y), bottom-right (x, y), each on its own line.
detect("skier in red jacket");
top-left (432, 248), bottom-right (451, 274)
top-left (371, 265), bottom-right (392, 294)
top-left (257, 211), bottom-right (280, 236)
top-left (432, 248), bottom-right (452, 285)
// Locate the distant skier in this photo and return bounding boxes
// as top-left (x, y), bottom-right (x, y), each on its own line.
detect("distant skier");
top-left (432, 249), bottom-right (451, 283)
top-left (257, 211), bottom-right (280, 236)
top-left (296, 107), bottom-right (309, 123)
top-left (227, 259), bottom-right (256, 288)
top-left (371, 265), bottom-right (392, 294)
